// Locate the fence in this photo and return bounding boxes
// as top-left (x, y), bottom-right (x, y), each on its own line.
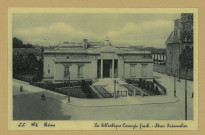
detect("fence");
top-left (56, 87), bottom-right (98, 98)
top-left (118, 91), bottom-right (127, 97)
top-left (13, 74), bottom-right (36, 82)
top-left (56, 89), bottom-right (127, 98)
top-left (153, 79), bottom-right (167, 95)
top-left (108, 91), bottom-right (128, 97)
top-left (153, 64), bottom-right (166, 74)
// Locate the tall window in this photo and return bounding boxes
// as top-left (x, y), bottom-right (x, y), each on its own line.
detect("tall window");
top-left (142, 64), bottom-right (147, 77)
top-left (78, 66), bottom-right (83, 77)
top-left (64, 67), bottom-right (69, 77)
top-left (130, 64), bottom-right (136, 77)
top-left (48, 64), bottom-right (50, 73)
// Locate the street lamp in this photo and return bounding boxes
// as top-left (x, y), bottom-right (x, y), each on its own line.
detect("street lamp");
top-left (178, 41), bottom-right (181, 82)
top-left (174, 69), bottom-right (177, 97)
top-left (68, 69), bottom-right (70, 88)
top-left (185, 67), bottom-right (188, 120)
top-left (114, 80), bottom-right (116, 98)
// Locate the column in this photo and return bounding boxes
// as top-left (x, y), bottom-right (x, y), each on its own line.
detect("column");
top-left (112, 59), bottom-right (114, 78)
top-left (101, 59), bottom-right (103, 78)
top-left (123, 58), bottom-right (125, 78)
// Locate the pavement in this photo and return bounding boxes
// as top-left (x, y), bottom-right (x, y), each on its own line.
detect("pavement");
top-left (13, 79), bottom-right (68, 103)
top-left (13, 75), bottom-right (180, 107)
top-left (13, 72), bottom-right (194, 120)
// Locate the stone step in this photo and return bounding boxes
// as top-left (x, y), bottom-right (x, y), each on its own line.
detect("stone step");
top-left (93, 78), bottom-right (127, 86)
top-left (90, 86), bottom-right (103, 98)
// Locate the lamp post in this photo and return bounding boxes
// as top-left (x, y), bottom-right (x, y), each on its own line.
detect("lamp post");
top-left (185, 67), bottom-right (188, 120)
top-left (114, 80), bottom-right (116, 98)
top-left (178, 36), bottom-right (181, 82)
top-left (174, 69), bottom-right (177, 97)
top-left (68, 69), bottom-right (70, 88)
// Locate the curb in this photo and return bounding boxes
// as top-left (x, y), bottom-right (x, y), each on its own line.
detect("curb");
top-left (66, 96), bottom-right (180, 107)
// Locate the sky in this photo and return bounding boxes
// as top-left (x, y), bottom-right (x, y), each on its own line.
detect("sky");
top-left (12, 13), bottom-right (180, 48)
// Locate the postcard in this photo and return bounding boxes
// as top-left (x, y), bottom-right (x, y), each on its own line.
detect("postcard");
top-left (6, 8), bottom-right (198, 131)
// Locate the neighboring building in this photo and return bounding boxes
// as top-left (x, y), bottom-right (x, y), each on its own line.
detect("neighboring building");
top-left (43, 39), bottom-right (153, 82)
top-left (166, 13), bottom-right (193, 75)
top-left (152, 49), bottom-right (166, 65)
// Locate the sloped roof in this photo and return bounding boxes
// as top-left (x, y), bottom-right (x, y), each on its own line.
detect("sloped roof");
top-left (89, 45), bottom-right (124, 53)
top-left (166, 31), bottom-right (180, 44)
top-left (44, 44), bottom-right (151, 55)
top-left (44, 48), bottom-right (87, 54)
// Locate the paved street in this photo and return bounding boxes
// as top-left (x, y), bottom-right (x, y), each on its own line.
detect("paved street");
top-left (13, 85), bottom-right (73, 120)
top-left (13, 72), bottom-right (194, 120)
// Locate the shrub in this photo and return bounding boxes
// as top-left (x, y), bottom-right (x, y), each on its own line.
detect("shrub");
top-left (138, 79), bottom-right (142, 87)
top-left (142, 80), bottom-right (146, 89)
top-left (151, 83), bottom-right (154, 92)
top-left (155, 86), bottom-right (159, 94)
top-left (146, 82), bottom-right (150, 91)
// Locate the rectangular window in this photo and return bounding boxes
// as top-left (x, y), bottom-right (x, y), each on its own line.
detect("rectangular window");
top-left (64, 67), bottom-right (69, 77)
top-left (78, 66), bottom-right (83, 77)
top-left (48, 64), bottom-right (50, 73)
top-left (142, 64), bottom-right (147, 77)
top-left (130, 64), bottom-right (136, 77)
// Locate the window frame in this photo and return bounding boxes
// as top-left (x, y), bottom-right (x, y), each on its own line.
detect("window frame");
top-left (64, 66), bottom-right (69, 77)
top-left (78, 65), bottom-right (83, 78)
top-left (130, 64), bottom-right (136, 77)
top-left (141, 64), bottom-right (148, 77)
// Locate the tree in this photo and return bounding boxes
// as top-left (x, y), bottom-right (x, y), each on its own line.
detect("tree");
top-left (178, 47), bottom-right (193, 120)
top-left (151, 83), bottom-right (154, 92)
top-left (138, 79), bottom-right (142, 87)
top-left (13, 37), bottom-right (24, 48)
top-left (13, 37), bottom-right (34, 48)
top-left (178, 48), bottom-right (193, 70)
top-left (36, 58), bottom-right (43, 80)
top-left (146, 82), bottom-right (150, 91)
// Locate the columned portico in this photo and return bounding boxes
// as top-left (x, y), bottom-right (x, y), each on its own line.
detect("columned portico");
top-left (101, 59), bottom-right (103, 78)
top-left (112, 59), bottom-right (114, 78)
top-left (98, 59), bottom-right (116, 78)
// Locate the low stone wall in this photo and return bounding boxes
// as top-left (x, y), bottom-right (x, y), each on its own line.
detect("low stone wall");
top-left (153, 64), bottom-right (166, 74)
top-left (153, 64), bottom-right (193, 80)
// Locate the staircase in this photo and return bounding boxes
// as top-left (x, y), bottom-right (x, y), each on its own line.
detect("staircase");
top-left (122, 84), bottom-right (152, 96)
top-left (92, 78), bottom-right (127, 86)
top-left (90, 78), bottom-right (153, 98)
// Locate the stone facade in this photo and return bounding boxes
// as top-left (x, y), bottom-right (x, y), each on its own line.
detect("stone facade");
top-left (166, 13), bottom-right (193, 74)
top-left (43, 40), bottom-right (153, 82)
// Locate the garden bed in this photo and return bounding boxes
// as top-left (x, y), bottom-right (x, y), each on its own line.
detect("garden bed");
top-left (58, 86), bottom-right (98, 98)
top-left (125, 78), bottom-right (166, 96)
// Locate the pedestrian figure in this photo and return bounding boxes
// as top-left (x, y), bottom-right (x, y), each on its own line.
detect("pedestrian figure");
top-left (191, 92), bottom-right (194, 98)
top-left (41, 93), bottom-right (46, 101)
top-left (20, 85), bottom-right (23, 92)
top-left (67, 92), bottom-right (71, 103)
top-left (141, 91), bottom-right (144, 97)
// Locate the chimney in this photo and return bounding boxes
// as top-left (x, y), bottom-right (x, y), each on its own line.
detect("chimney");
top-left (83, 39), bottom-right (88, 49)
top-left (104, 40), bottom-right (110, 46)
top-left (174, 19), bottom-right (181, 28)
top-left (173, 19), bottom-right (181, 42)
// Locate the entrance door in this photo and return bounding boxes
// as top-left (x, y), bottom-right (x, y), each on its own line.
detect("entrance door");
top-left (103, 60), bottom-right (112, 78)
